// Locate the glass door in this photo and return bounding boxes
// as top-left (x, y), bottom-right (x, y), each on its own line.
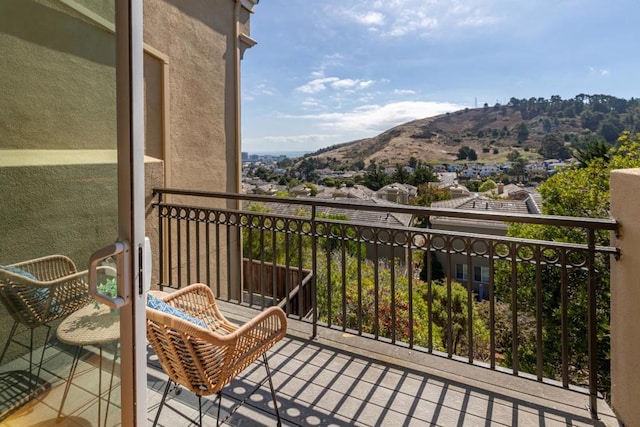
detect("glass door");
top-left (0, 0), bottom-right (145, 425)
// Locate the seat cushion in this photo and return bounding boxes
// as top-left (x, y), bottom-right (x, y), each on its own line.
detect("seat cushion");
top-left (147, 293), bottom-right (207, 328)
top-left (0, 265), bottom-right (37, 281)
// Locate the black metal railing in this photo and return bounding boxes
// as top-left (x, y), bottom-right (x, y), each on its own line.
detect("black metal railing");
top-left (152, 188), bottom-right (619, 418)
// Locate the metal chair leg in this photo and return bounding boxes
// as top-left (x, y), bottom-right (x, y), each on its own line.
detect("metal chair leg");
top-left (34, 324), bottom-right (51, 390)
top-left (198, 395), bottom-right (203, 427)
top-left (263, 353), bottom-right (282, 427)
top-left (0, 321), bottom-right (18, 364)
top-left (152, 380), bottom-right (172, 427)
top-left (216, 391), bottom-right (223, 427)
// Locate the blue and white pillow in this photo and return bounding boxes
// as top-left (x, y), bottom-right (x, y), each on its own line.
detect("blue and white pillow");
top-left (147, 293), bottom-right (207, 329)
top-left (0, 265), bottom-right (37, 281)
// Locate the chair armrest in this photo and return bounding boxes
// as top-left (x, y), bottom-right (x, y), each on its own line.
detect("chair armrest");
top-left (226, 306), bottom-right (287, 374)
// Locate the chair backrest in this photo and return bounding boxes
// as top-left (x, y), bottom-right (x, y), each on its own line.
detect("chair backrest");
top-left (0, 255), bottom-right (91, 327)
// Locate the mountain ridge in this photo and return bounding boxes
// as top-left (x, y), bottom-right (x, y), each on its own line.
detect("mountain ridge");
top-left (299, 94), bottom-right (639, 168)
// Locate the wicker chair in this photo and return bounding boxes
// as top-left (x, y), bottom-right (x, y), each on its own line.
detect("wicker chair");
top-left (0, 255), bottom-right (93, 386)
top-left (146, 283), bottom-right (287, 426)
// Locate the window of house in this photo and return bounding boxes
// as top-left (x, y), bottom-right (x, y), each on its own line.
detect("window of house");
top-left (455, 264), bottom-right (489, 283)
top-left (455, 264), bottom-right (467, 281)
top-left (474, 266), bottom-right (490, 283)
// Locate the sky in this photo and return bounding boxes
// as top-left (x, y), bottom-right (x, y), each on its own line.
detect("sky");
top-left (241, 0), bottom-right (639, 154)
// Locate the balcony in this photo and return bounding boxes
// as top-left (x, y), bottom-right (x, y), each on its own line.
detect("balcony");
top-left (148, 188), bottom-right (621, 425)
top-left (0, 185), bottom-right (625, 425)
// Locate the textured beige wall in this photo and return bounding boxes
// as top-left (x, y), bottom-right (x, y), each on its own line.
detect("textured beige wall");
top-left (0, 154), bottom-right (163, 271)
top-left (0, 0), bottom-right (117, 150)
top-left (610, 168), bottom-right (640, 427)
top-left (143, 0), bottom-right (240, 195)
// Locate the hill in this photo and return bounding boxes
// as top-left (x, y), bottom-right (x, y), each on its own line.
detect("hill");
top-left (299, 94), bottom-right (639, 168)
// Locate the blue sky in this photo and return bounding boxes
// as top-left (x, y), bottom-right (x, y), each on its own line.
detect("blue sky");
top-left (241, 0), bottom-right (638, 153)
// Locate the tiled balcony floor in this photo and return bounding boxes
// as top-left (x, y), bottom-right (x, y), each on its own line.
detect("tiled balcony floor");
top-left (1, 302), bottom-right (620, 426)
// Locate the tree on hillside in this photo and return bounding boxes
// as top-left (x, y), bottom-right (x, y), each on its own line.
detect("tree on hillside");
top-left (539, 134), bottom-right (571, 160)
top-left (411, 163), bottom-right (438, 186)
top-left (515, 122), bottom-right (529, 142)
top-left (457, 146), bottom-right (477, 160)
top-left (495, 131), bottom-right (640, 394)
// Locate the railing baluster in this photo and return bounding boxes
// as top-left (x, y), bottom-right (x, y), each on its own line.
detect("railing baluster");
top-left (311, 206), bottom-right (318, 337)
top-left (466, 241), bottom-right (473, 362)
top-left (446, 240), bottom-right (453, 358)
top-left (408, 239), bottom-right (414, 349)
top-left (284, 221), bottom-right (291, 316)
top-left (195, 213), bottom-right (201, 283)
top-left (167, 211), bottom-right (172, 287)
top-left (391, 242), bottom-right (396, 344)
top-left (511, 242), bottom-right (519, 375)
top-left (326, 223), bottom-right (332, 328)
top-left (535, 246), bottom-right (543, 381)
top-left (215, 221), bottom-right (220, 297)
top-left (489, 243), bottom-right (495, 370)
top-left (259, 221), bottom-right (265, 310)
top-left (341, 225), bottom-right (347, 331)
top-left (427, 245), bottom-right (433, 353)
top-left (357, 227), bottom-right (363, 336)
top-left (587, 229), bottom-right (598, 418)
top-left (177, 211), bottom-right (182, 287)
top-left (247, 225), bottom-right (254, 307)
top-left (271, 221), bottom-right (277, 307)
top-left (561, 250), bottom-right (569, 388)
top-left (186, 212), bottom-right (191, 285)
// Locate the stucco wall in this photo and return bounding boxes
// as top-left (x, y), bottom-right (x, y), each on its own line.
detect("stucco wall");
top-left (609, 168), bottom-right (640, 427)
top-left (0, 153), bottom-right (163, 271)
top-left (0, 0), bottom-right (117, 150)
top-left (143, 0), bottom-right (240, 194)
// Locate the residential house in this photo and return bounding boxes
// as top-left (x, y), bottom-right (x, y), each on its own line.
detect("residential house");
top-left (429, 194), bottom-right (538, 298)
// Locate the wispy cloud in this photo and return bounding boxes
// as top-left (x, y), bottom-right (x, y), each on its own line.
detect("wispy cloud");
top-left (394, 89), bottom-right (417, 95)
top-left (589, 67), bottom-right (610, 77)
top-left (262, 134), bottom-right (338, 146)
top-left (296, 77), bottom-right (376, 94)
top-left (333, 1), bottom-right (501, 38)
top-left (286, 101), bottom-right (465, 134)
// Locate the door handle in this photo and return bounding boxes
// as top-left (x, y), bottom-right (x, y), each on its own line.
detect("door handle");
top-left (89, 241), bottom-right (130, 309)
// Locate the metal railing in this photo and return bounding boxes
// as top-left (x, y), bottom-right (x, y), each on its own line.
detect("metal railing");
top-left (153, 188), bottom-right (619, 418)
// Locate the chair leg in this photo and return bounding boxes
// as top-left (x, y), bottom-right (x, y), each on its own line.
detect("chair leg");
top-left (152, 380), bottom-right (172, 427)
top-left (0, 321), bottom-right (18, 365)
top-left (216, 392), bottom-right (223, 427)
top-left (34, 324), bottom-right (51, 387)
top-left (198, 395), bottom-right (203, 427)
top-left (263, 353), bottom-right (282, 427)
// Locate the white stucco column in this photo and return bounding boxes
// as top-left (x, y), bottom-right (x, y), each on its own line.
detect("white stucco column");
top-left (609, 168), bottom-right (640, 427)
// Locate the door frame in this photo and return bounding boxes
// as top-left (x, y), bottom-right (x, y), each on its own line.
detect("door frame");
top-left (115, 0), bottom-right (146, 424)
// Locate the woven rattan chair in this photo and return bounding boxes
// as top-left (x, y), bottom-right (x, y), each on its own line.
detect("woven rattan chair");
top-left (146, 283), bottom-right (288, 426)
top-left (0, 255), bottom-right (92, 387)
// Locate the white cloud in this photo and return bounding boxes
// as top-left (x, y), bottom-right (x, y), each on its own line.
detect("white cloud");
top-left (333, 1), bottom-right (503, 38)
top-left (394, 89), bottom-right (417, 95)
top-left (297, 77), bottom-right (376, 94)
top-left (588, 67), bottom-right (611, 77)
top-left (262, 134), bottom-right (338, 146)
top-left (288, 101), bottom-right (465, 134)
top-left (355, 11), bottom-right (385, 26)
top-left (296, 77), bottom-right (340, 94)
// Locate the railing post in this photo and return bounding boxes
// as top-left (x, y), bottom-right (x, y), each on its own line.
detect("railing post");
top-left (157, 191), bottom-right (164, 290)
